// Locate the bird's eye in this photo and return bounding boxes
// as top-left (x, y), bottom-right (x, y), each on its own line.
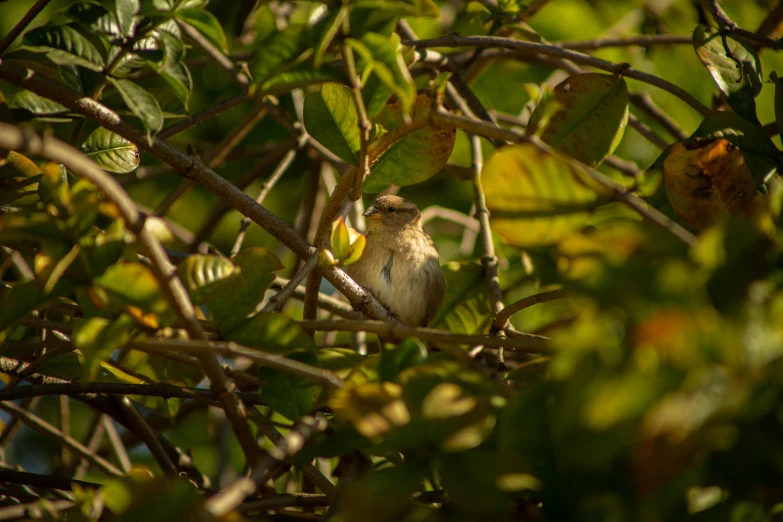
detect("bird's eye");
top-left (388, 206), bottom-right (395, 213)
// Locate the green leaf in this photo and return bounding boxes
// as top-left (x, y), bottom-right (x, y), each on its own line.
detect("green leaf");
top-left (107, 78), bottom-right (164, 138)
top-left (209, 247), bottom-right (283, 331)
top-left (0, 151), bottom-right (42, 205)
top-left (22, 24), bottom-right (105, 72)
top-left (154, 20), bottom-right (185, 67)
top-left (303, 83), bottom-right (361, 165)
top-left (176, 8), bottom-right (227, 51)
top-left (528, 73), bottom-right (629, 167)
top-left (93, 263), bottom-right (172, 326)
top-left (257, 351), bottom-right (321, 420)
top-left (429, 262), bottom-right (492, 335)
top-left (115, 0), bottom-right (140, 38)
top-left (347, 32), bottom-right (416, 116)
top-left (261, 63), bottom-right (344, 95)
top-left (73, 314), bottom-right (136, 379)
top-left (157, 61), bottom-right (192, 109)
top-left (690, 111), bottom-right (780, 185)
top-left (0, 280), bottom-right (71, 339)
top-left (2, 85), bottom-right (70, 121)
top-left (363, 93), bottom-right (457, 193)
top-left (313, 6), bottom-right (349, 69)
top-left (177, 254), bottom-right (238, 305)
top-left (80, 127), bottom-right (140, 174)
top-left (249, 24), bottom-right (311, 92)
top-left (481, 143), bottom-right (603, 246)
top-left (67, 2), bottom-right (121, 36)
top-left (693, 26), bottom-right (762, 123)
top-left (224, 312), bottom-right (317, 353)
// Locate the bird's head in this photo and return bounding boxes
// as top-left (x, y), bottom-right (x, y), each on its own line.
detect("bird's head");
top-left (363, 195), bottom-right (421, 232)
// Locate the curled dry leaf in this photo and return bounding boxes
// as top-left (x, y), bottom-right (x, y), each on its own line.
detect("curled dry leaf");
top-left (663, 139), bottom-right (762, 230)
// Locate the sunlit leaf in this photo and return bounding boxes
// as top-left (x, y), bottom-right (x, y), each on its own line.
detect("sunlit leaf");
top-left (363, 93), bottom-right (456, 193)
top-left (176, 8), bottom-right (227, 51)
top-left (0, 151), bottom-right (42, 204)
top-left (115, 0), bottom-right (140, 38)
top-left (303, 83), bottom-right (361, 165)
top-left (177, 254), bottom-right (238, 305)
top-left (330, 381), bottom-right (411, 439)
top-left (693, 26), bottom-right (762, 122)
top-left (689, 111), bottom-right (779, 186)
top-left (249, 24), bottom-right (311, 91)
top-left (210, 247), bottom-right (283, 331)
top-left (22, 24), bottom-right (106, 72)
top-left (527, 73), bottom-right (628, 167)
top-left (429, 262), bottom-right (491, 335)
top-left (224, 312), bottom-right (316, 353)
top-left (73, 314), bottom-right (135, 379)
top-left (482, 143), bottom-right (603, 246)
top-left (92, 263), bottom-right (172, 326)
top-left (107, 78), bottom-right (164, 138)
top-left (663, 139), bottom-right (762, 229)
top-left (80, 127), bottom-right (140, 174)
top-left (346, 32), bottom-right (416, 116)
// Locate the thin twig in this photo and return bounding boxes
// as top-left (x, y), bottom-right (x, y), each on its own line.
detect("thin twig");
top-left (0, 402), bottom-right (123, 476)
top-left (116, 396), bottom-right (179, 477)
top-left (0, 498), bottom-right (73, 521)
top-left (263, 253), bottom-right (319, 312)
top-left (426, 110), bottom-right (697, 247)
top-left (701, 0), bottom-right (782, 49)
top-left (230, 133), bottom-right (309, 257)
top-left (0, 0), bottom-right (53, 54)
top-left (101, 415), bottom-right (132, 474)
top-left (188, 140), bottom-right (295, 251)
top-left (0, 121), bottom-right (263, 469)
top-left (155, 101), bottom-right (269, 217)
top-left (342, 43), bottom-right (372, 200)
top-left (407, 35), bottom-right (711, 115)
top-left (0, 382), bottom-right (267, 405)
top-left (271, 277), bottom-right (362, 319)
top-left (299, 319), bottom-right (548, 352)
top-left (205, 415), bottom-right (329, 517)
top-left (131, 339), bottom-right (345, 389)
top-left (178, 20), bottom-right (250, 88)
top-left (158, 93), bottom-right (251, 140)
top-left (493, 288), bottom-right (568, 329)
top-left (557, 34), bottom-right (692, 50)
top-left (247, 410), bottom-right (337, 499)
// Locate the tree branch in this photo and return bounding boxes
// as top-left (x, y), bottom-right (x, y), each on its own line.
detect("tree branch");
top-left (0, 401), bottom-right (124, 476)
top-left (0, 119), bottom-right (263, 469)
top-left (406, 35), bottom-right (711, 116)
top-left (493, 288), bottom-right (568, 329)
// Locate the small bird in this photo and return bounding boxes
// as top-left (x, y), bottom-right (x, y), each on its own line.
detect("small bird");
top-left (345, 195), bottom-right (446, 327)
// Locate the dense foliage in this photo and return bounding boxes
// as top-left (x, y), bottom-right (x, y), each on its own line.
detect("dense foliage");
top-left (2, 0), bottom-right (783, 520)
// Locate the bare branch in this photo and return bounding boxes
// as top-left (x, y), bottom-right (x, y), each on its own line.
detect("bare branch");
top-left (493, 288), bottom-right (568, 329)
top-left (0, 401), bottom-right (124, 476)
top-left (0, 0), bottom-right (53, 54)
top-left (299, 319), bottom-right (548, 352)
top-left (558, 34), bottom-right (692, 50)
top-left (407, 35), bottom-right (711, 116)
top-left (0, 120), bottom-right (263, 469)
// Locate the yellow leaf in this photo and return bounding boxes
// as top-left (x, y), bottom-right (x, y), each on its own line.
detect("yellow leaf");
top-left (663, 139), bottom-right (762, 229)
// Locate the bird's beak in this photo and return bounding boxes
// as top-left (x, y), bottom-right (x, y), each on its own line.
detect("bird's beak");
top-left (363, 205), bottom-right (381, 219)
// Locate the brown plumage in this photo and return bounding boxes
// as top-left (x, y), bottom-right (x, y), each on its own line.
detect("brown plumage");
top-left (345, 196), bottom-right (446, 327)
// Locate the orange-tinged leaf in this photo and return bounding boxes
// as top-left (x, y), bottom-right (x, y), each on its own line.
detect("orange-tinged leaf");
top-left (363, 93), bottom-right (456, 193)
top-left (663, 139), bottom-right (761, 229)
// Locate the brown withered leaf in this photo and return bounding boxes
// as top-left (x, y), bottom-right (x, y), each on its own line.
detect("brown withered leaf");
top-left (663, 139), bottom-right (759, 229)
